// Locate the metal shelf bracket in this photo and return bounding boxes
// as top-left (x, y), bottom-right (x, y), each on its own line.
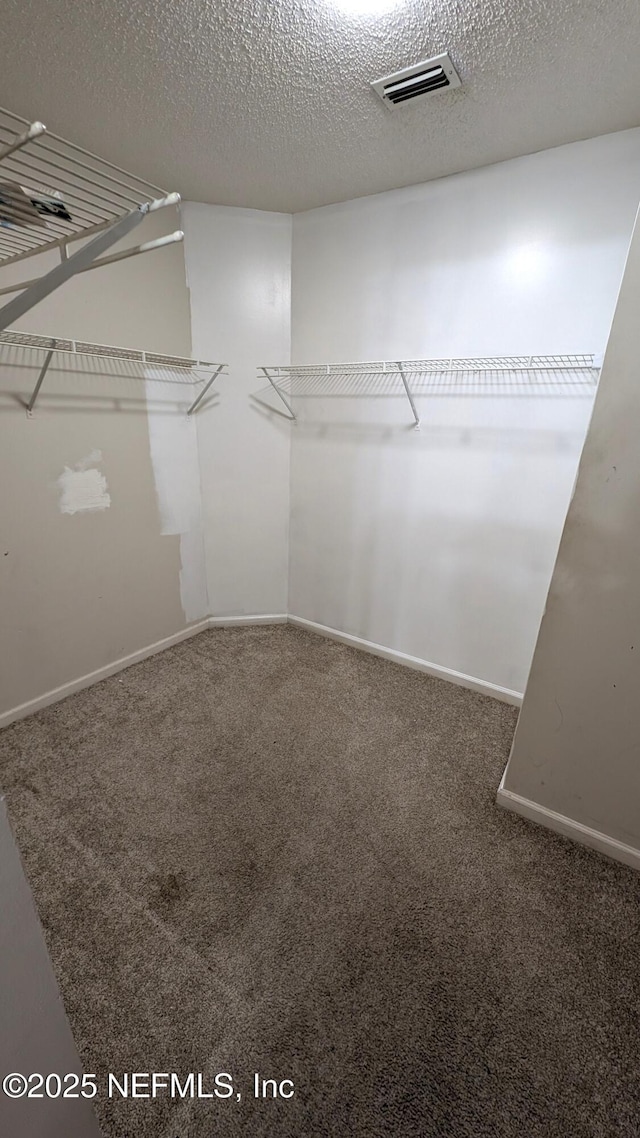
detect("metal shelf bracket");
top-left (187, 363), bottom-right (225, 415)
top-left (397, 361), bottom-right (421, 429)
top-left (26, 343), bottom-right (54, 414)
top-left (261, 366), bottom-right (297, 421)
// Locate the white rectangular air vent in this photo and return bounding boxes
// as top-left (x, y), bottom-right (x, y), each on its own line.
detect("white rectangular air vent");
top-left (371, 53), bottom-right (461, 111)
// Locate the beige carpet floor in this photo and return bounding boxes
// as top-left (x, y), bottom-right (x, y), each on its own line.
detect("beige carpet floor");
top-left (1, 625), bottom-right (640, 1137)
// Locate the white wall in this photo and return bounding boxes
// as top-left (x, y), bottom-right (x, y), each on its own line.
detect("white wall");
top-left (500, 202), bottom-right (640, 861)
top-left (183, 203), bottom-right (292, 618)
top-left (290, 129), bottom-right (640, 695)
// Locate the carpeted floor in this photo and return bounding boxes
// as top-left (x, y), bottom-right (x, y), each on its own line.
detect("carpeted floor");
top-left (1, 625), bottom-right (640, 1137)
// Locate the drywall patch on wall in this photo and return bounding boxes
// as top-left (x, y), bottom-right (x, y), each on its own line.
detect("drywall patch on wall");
top-left (144, 373), bottom-right (209, 623)
top-left (57, 450), bottom-right (111, 515)
top-left (182, 202), bottom-right (292, 618)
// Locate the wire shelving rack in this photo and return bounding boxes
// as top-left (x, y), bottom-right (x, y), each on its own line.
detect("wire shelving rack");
top-left (0, 330), bottom-right (226, 415)
top-left (0, 106), bottom-right (183, 332)
top-left (259, 355), bottom-right (600, 427)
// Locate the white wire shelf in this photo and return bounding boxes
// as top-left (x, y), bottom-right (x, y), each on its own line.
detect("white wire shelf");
top-left (0, 106), bottom-right (169, 266)
top-left (0, 330), bottom-right (227, 415)
top-left (259, 355), bottom-right (600, 427)
top-left (0, 106), bottom-right (183, 333)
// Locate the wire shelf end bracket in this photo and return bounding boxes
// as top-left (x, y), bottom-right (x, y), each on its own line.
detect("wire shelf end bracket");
top-left (261, 366), bottom-right (297, 421)
top-left (186, 362), bottom-right (225, 415)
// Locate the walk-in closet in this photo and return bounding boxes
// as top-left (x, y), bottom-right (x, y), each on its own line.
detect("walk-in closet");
top-left (2, 3), bottom-right (640, 1135)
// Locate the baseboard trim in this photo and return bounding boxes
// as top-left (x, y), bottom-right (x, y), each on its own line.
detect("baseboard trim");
top-left (288, 615), bottom-right (523, 706)
top-left (497, 786), bottom-right (640, 871)
top-left (1, 610), bottom-right (519, 728)
top-left (208, 614), bottom-right (288, 627)
top-left (1, 615), bottom-right (285, 728)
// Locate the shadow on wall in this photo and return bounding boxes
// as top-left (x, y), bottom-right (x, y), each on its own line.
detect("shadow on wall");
top-left (0, 391), bottom-right (220, 416)
top-left (287, 390), bottom-right (595, 693)
top-left (0, 352), bottom-right (217, 417)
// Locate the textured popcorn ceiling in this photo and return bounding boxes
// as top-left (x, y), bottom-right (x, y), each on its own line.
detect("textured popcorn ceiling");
top-left (1, 0), bottom-right (640, 212)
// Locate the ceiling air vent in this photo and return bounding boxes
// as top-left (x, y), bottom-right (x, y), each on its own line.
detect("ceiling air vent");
top-left (371, 53), bottom-right (461, 111)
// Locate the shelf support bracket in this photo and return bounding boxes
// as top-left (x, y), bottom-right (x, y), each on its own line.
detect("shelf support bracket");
top-left (397, 361), bottom-right (420, 429)
top-left (261, 367), bottom-right (296, 421)
top-left (0, 206), bottom-right (151, 334)
top-left (187, 363), bottom-right (225, 415)
top-left (26, 344), bottom-right (54, 414)
top-left (0, 232), bottom-right (185, 299)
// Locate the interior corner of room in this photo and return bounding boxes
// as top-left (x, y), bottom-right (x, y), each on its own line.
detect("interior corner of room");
top-left (3, 130), bottom-right (639, 719)
top-left (2, 3), bottom-right (640, 1134)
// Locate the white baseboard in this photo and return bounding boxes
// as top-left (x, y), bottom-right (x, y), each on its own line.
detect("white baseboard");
top-left (497, 786), bottom-right (640, 872)
top-left (0, 610), bottom-right (519, 729)
top-left (288, 615), bottom-right (523, 706)
top-left (208, 614), bottom-right (288, 627)
top-left (0, 615), bottom-right (285, 729)
top-left (9, 609), bottom-right (635, 873)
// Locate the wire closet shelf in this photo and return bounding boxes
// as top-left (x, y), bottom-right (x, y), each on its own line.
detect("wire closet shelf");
top-left (0, 330), bottom-right (227, 415)
top-left (259, 355), bottom-right (600, 427)
top-left (0, 106), bottom-right (184, 332)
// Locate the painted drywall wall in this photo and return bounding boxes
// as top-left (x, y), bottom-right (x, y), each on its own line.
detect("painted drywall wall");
top-left (183, 203), bottom-right (291, 617)
top-left (0, 207), bottom-right (202, 719)
top-left (0, 798), bottom-right (102, 1138)
top-left (500, 201), bottom-right (640, 854)
top-left (290, 129), bottom-right (640, 694)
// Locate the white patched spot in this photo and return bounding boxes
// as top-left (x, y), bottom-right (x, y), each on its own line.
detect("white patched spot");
top-left (57, 452), bottom-right (111, 515)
